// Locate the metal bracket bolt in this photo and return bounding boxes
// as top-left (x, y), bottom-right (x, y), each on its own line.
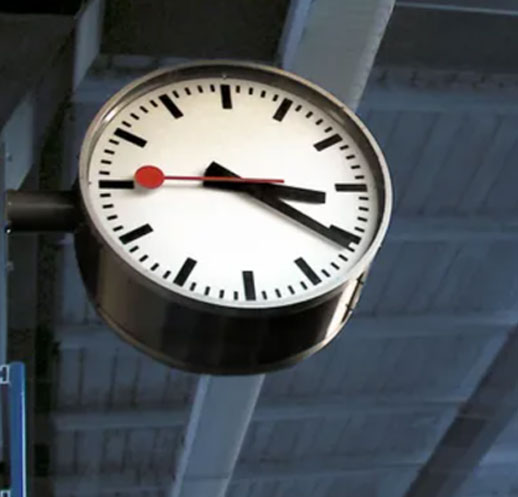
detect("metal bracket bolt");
top-left (0, 365), bottom-right (9, 385)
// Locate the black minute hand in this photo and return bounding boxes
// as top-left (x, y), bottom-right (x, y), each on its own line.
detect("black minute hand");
top-left (204, 162), bottom-right (359, 249)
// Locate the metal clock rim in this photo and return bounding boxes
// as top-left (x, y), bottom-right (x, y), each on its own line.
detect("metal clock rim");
top-left (93, 297), bottom-right (344, 375)
top-left (78, 59), bottom-right (393, 315)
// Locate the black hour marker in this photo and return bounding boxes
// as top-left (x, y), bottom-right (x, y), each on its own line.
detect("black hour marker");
top-left (233, 291), bottom-right (238, 300)
top-left (101, 159), bottom-right (112, 164)
top-left (113, 226), bottom-right (123, 232)
top-left (331, 262), bottom-right (340, 270)
top-left (139, 255), bottom-right (148, 262)
top-left (339, 144), bottom-right (349, 150)
top-left (288, 285), bottom-right (295, 295)
top-left (159, 94), bottom-right (183, 118)
top-left (300, 281), bottom-right (308, 290)
top-left (261, 291), bottom-right (267, 300)
top-left (107, 215), bottom-right (117, 221)
top-left (163, 270), bottom-right (171, 279)
top-left (305, 111), bottom-right (313, 118)
top-left (314, 133), bottom-right (342, 151)
top-left (295, 257), bottom-right (321, 285)
top-left (190, 282), bottom-right (197, 291)
top-left (102, 204), bottom-right (114, 209)
top-left (99, 180), bottom-right (135, 189)
top-left (172, 90), bottom-right (180, 98)
top-left (109, 139), bottom-right (119, 145)
top-left (150, 99), bottom-right (158, 108)
top-left (351, 165), bottom-right (361, 170)
top-left (119, 224), bottom-right (153, 245)
top-left (335, 183), bottom-right (367, 192)
top-left (99, 171), bottom-right (110, 176)
top-left (122, 120), bottom-right (132, 128)
top-left (151, 263), bottom-right (159, 271)
top-left (355, 175), bottom-right (365, 180)
top-left (329, 225), bottom-right (361, 245)
top-left (316, 118), bottom-right (323, 125)
top-left (324, 126), bottom-right (332, 133)
top-left (219, 289), bottom-right (225, 298)
top-left (295, 104), bottom-right (302, 112)
top-left (355, 227), bottom-right (365, 233)
top-left (242, 271), bottom-right (256, 301)
top-left (260, 90), bottom-right (266, 98)
top-left (248, 87), bottom-right (254, 95)
top-left (273, 98), bottom-right (293, 121)
top-left (359, 206), bottom-right (369, 212)
top-left (129, 246), bottom-right (139, 253)
top-left (139, 106), bottom-right (148, 114)
top-left (130, 113), bottom-right (139, 120)
top-left (197, 85), bottom-right (203, 93)
top-left (184, 87), bottom-right (191, 96)
top-left (275, 289), bottom-right (282, 298)
top-left (173, 257), bottom-right (197, 286)
top-left (204, 286), bottom-right (210, 296)
top-left (236, 85), bottom-right (241, 93)
top-left (210, 84), bottom-right (215, 92)
top-left (272, 94), bottom-right (279, 102)
top-left (100, 193), bottom-right (111, 198)
top-left (358, 216), bottom-right (367, 222)
top-left (220, 84), bottom-right (232, 109)
top-left (114, 128), bottom-right (147, 148)
top-left (346, 154), bottom-right (355, 160)
top-left (322, 269), bottom-right (330, 278)
top-left (338, 254), bottom-right (348, 262)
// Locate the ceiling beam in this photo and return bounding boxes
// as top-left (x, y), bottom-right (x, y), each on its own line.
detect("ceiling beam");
top-left (47, 396), bottom-right (461, 432)
top-left (276, 0), bottom-right (313, 70)
top-left (48, 459), bottom-right (421, 495)
top-left (167, 4), bottom-right (397, 497)
top-left (41, 459), bottom-right (518, 496)
top-left (397, 0), bottom-right (518, 16)
top-left (402, 326), bottom-right (518, 497)
top-left (389, 216), bottom-right (518, 242)
top-left (285, 0), bottom-right (396, 110)
top-left (168, 375), bottom-right (264, 497)
top-left (0, 0), bottom-right (103, 480)
top-left (363, 69), bottom-right (518, 113)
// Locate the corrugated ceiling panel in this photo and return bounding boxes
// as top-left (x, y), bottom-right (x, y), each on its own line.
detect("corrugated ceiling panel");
top-left (261, 333), bottom-right (503, 401)
top-left (228, 470), bottom-right (417, 497)
top-left (480, 414), bottom-right (518, 467)
top-left (55, 346), bottom-right (196, 411)
top-left (52, 426), bottom-right (182, 479)
top-left (240, 411), bottom-right (448, 463)
top-left (455, 464), bottom-right (517, 497)
top-left (484, 140), bottom-right (518, 213)
top-left (358, 240), bottom-right (518, 314)
top-left (361, 107), bottom-right (518, 216)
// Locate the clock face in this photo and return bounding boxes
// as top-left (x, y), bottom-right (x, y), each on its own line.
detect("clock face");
top-left (80, 63), bottom-right (391, 309)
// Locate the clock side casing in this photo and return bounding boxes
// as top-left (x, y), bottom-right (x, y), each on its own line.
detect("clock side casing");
top-left (75, 219), bottom-right (365, 374)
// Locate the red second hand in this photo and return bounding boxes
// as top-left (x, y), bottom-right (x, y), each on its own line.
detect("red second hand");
top-left (135, 165), bottom-right (284, 189)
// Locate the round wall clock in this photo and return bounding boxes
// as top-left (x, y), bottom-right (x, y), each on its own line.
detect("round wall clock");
top-left (75, 60), bottom-right (392, 374)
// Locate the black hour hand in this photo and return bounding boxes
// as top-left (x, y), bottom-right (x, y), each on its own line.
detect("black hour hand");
top-left (204, 162), bottom-right (325, 203)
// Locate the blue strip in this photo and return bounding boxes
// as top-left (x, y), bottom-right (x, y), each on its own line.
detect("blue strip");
top-left (8, 362), bottom-right (26, 497)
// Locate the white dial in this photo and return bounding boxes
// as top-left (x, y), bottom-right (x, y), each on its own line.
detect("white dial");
top-left (80, 67), bottom-right (389, 309)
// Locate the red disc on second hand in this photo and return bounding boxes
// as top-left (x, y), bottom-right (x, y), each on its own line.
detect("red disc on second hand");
top-left (135, 165), bottom-right (165, 189)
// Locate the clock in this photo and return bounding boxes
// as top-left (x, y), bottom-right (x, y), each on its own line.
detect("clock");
top-left (75, 60), bottom-right (392, 374)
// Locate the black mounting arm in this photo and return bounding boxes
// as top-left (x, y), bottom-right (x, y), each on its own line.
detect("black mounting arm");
top-left (4, 190), bottom-right (80, 233)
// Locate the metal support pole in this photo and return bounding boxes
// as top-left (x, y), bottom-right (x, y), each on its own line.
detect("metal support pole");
top-left (4, 190), bottom-right (79, 233)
